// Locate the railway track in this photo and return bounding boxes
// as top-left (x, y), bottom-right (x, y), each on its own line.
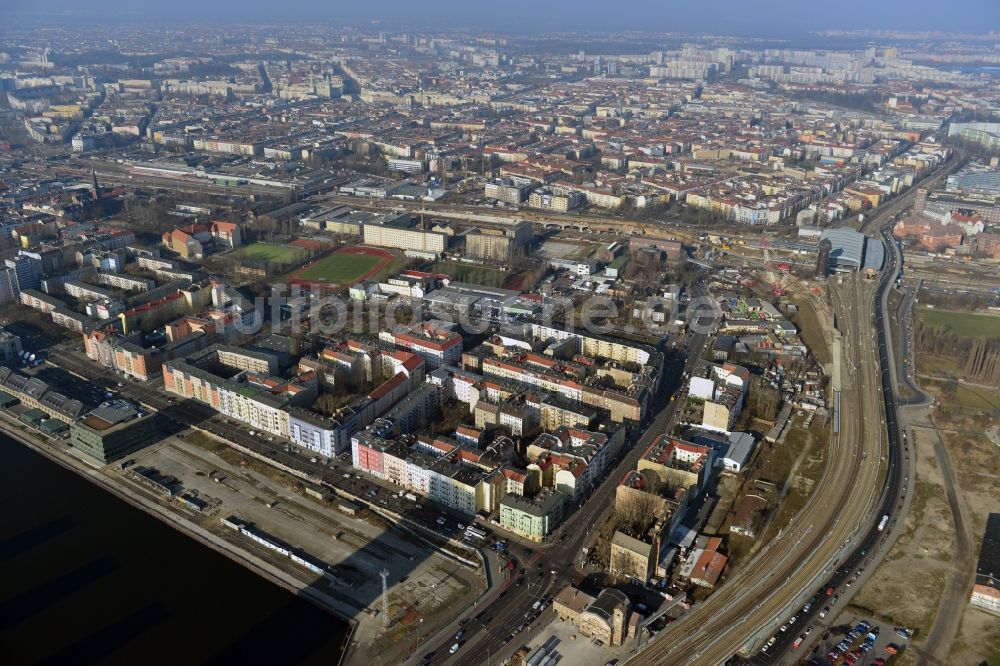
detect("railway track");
top-left (628, 274), bottom-right (886, 665)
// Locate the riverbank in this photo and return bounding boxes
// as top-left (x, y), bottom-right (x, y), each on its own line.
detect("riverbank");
top-left (0, 418), bottom-right (357, 664)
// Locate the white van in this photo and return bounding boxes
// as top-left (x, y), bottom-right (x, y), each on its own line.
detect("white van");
top-left (449, 643), bottom-right (460, 654)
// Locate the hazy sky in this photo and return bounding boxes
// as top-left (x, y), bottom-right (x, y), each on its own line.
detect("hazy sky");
top-left (4, 0), bottom-right (999, 34)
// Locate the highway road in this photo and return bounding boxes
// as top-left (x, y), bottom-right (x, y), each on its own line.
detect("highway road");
top-left (627, 279), bottom-right (892, 665)
top-left (757, 224), bottom-right (915, 664)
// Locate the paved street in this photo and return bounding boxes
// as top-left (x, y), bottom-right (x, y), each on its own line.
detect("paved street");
top-left (410, 325), bottom-right (709, 666)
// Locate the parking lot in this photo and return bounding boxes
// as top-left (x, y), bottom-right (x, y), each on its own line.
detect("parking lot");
top-left (802, 612), bottom-right (914, 665)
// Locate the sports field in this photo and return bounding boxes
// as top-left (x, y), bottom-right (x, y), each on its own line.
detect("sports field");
top-left (231, 242), bottom-right (306, 264)
top-left (917, 308), bottom-right (1000, 338)
top-left (289, 246), bottom-right (393, 287)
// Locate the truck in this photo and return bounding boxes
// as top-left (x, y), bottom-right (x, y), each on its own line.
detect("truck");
top-left (878, 514), bottom-right (889, 531)
top-left (404, 492), bottom-right (418, 502)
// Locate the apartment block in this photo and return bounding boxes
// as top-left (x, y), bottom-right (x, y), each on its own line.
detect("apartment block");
top-left (380, 322), bottom-right (463, 369)
top-left (362, 213), bottom-right (448, 254)
top-left (351, 429), bottom-right (503, 516)
top-left (499, 491), bottom-right (565, 541)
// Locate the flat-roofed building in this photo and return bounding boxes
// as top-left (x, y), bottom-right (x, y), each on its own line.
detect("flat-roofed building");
top-left (363, 213), bottom-right (448, 254)
top-left (485, 178), bottom-right (530, 204)
top-left (0, 327), bottom-right (23, 362)
top-left (70, 401), bottom-right (162, 464)
top-left (19, 289), bottom-right (62, 313)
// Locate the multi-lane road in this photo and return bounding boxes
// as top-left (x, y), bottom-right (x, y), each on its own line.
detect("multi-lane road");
top-left (410, 325), bottom-right (710, 666)
top-left (44, 314), bottom-right (709, 666)
top-left (757, 228), bottom-right (914, 664)
top-left (627, 277), bottom-right (894, 665)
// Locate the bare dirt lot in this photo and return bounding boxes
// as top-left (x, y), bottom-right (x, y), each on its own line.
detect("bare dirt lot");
top-left (852, 385), bottom-right (1000, 666)
top-left (938, 427), bottom-right (1000, 666)
top-left (850, 427), bottom-right (953, 648)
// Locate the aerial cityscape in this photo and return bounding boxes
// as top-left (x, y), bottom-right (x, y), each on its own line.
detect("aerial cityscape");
top-left (1, 2), bottom-right (999, 665)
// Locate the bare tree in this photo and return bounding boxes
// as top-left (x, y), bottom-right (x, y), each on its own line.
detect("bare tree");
top-left (615, 491), bottom-right (660, 538)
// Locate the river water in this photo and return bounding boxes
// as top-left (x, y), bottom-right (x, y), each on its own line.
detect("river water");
top-left (0, 434), bottom-right (348, 664)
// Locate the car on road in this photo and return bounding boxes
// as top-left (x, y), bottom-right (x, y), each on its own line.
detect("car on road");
top-left (761, 636), bottom-right (776, 653)
top-left (792, 634), bottom-right (804, 649)
top-left (449, 642), bottom-right (460, 654)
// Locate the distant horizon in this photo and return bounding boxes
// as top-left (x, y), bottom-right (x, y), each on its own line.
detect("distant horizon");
top-left (2, 0), bottom-right (998, 37)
